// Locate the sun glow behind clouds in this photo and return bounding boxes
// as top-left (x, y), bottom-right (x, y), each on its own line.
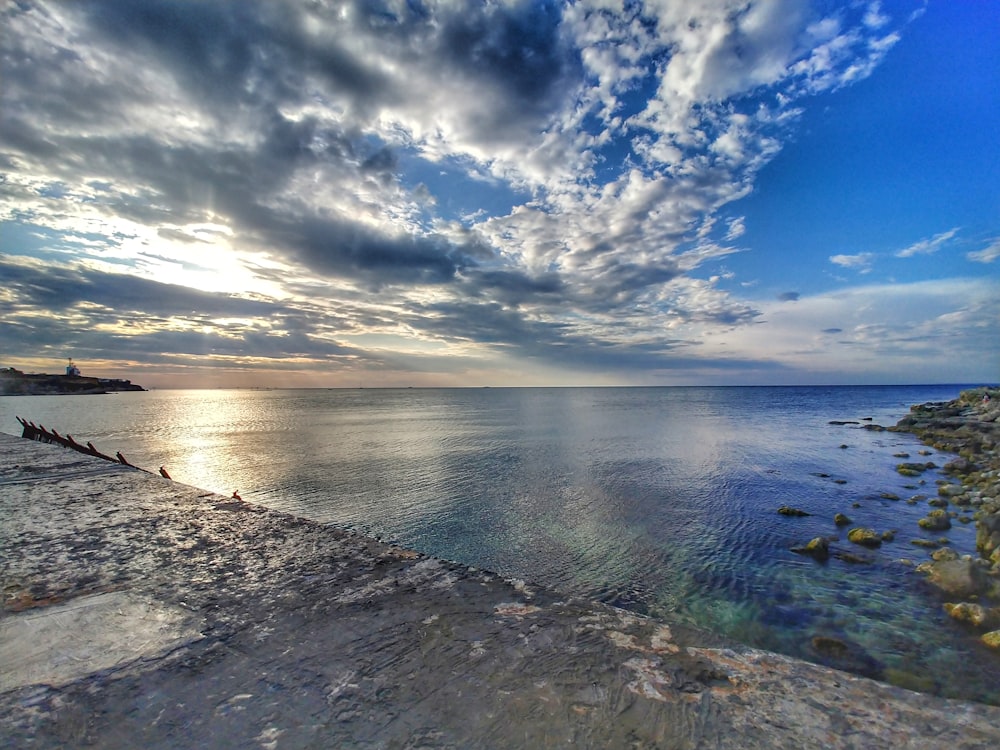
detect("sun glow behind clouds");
top-left (0, 0), bottom-right (996, 386)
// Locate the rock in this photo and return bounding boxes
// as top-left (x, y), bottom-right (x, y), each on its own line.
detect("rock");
top-left (835, 552), bottom-right (874, 564)
top-left (943, 602), bottom-right (1000, 629)
top-left (881, 530), bottom-right (896, 542)
top-left (834, 513), bottom-right (852, 527)
top-left (883, 668), bottom-right (936, 693)
top-left (931, 548), bottom-right (958, 562)
top-left (847, 528), bottom-right (882, 548)
top-left (778, 506), bottom-right (810, 517)
top-left (880, 492), bottom-right (901, 501)
top-left (983, 631), bottom-right (1000, 649)
top-left (812, 635), bottom-right (849, 656)
top-left (809, 635), bottom-right (882, 678)
top-left (897, 462), bottom-right (930, 476)
top-left (977, 511), bottom-right (1000, 559)
top-left (791, 537), bottom-right (830, 561)
top-left (839, 444), bottom-right (849, 449)
top-left (910, 539), bottom-right (940, 549)
top-left (944, 457), bottom-right (977, 475)
top-left (918, 510), bottom-right (952, 531)
top-left (920, 558), bottom-right (988, 599)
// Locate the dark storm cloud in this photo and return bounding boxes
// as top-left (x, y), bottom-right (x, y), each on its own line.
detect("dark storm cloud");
top-left (822, 327), bottom-right (843, 334)
top-left (438, 1), bottom-right (575, 115)
top-left (360, 147), bottom-right (399, 187)
top-left (461, 269), bottom-right (564, 305)
top-left (20, 122), bottom-right (473, 288)
top-left (582, 260), bottom-right (683, 306)
top-left (78, 0), bottom-right (286, 107)
top-left (75, 0), bottom-right (578, 132)
top-left (777, 291), bottom-right (800, 302)
top-left (2, 0), bottom-right (577, 295)
top-left (265, 212), bottom-right (476, 288)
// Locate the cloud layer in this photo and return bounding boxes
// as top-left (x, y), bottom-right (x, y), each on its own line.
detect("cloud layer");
top-left (1, 0), bottom-right (994, 385)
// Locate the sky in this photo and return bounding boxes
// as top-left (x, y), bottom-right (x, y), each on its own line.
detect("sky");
top-left (1, 0), bottom-right (997, 389)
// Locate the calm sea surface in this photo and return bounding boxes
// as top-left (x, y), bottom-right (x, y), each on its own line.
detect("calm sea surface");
top-left (3, 385), bottom-right (997, 703)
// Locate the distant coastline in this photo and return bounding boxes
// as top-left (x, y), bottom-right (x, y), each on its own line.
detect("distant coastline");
top-left (0, 367), bottom-right (145, 396)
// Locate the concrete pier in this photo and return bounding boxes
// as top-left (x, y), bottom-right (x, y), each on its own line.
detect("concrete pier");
top-left (2, 432), bottom-right (1000, 749)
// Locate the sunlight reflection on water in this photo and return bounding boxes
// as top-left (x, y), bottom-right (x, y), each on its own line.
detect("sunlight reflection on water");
top-left (2, 384), bottom-right (996, 703)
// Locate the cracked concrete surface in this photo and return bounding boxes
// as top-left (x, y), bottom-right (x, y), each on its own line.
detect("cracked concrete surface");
top-left (2, 432), bottom-right (1000, 749)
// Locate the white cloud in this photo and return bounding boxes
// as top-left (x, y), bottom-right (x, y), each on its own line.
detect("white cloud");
top-left (830, 253), bottom-right (876, 272)
top-left (895, 227), bottom-right (958, 258)
top-left (725, 217), bottom-right (746, 240)
top-left (0, 0), bottom-right (929, 383)
top-left (967, 238), bottom-right (1000, 264)
top-left (704, 278), bottom-right (1000, 382)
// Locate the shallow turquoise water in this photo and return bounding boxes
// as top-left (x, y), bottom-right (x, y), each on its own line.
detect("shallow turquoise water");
top-left (3, 385), bottom-right (996, 703)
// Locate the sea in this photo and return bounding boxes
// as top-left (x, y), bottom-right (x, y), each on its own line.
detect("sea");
top-left (3, 384), bottom-right (997, 703)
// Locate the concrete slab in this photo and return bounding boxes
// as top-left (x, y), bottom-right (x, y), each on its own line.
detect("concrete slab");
top-left (2, 431), bottom-right (1000, 749)
top-left (0, 591), bottom-right (203, 692)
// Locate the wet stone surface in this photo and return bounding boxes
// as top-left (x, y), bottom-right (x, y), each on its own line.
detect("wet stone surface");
top-left (3, 433), bottom-right (1000, 749)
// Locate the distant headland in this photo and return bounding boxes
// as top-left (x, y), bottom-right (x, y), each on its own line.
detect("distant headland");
top-left (0, 361), bottom-right (145, 396)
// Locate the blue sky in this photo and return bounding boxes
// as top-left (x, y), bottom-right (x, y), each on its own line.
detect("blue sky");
top-left (1, 0), bottom-right (997, 388)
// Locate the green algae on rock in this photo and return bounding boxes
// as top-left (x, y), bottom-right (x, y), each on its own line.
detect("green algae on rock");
top-left (918, 509), bottom-right (952, 531)
top-left (790, 537), bottom-right (830, 561)
top-left (847, 527), bottom-right (882, 548)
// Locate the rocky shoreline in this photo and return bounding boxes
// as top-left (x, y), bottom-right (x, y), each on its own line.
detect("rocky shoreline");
top-left (888, 387), bottom-right (1000, 647)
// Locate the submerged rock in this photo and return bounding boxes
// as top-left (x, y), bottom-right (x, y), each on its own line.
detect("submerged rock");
top-left (791, 537), bottom-right (830, 561)
top-left (835, 551), bottom-right (874, 565)
top-left (778, 506), bottom-right (810, 517)
top-left (809, 635), bottom-right (882, 679)
top-left (897, 462), bottom-right (934, 477)
top-left (918, 558), bottom-right (989, 599)
top-left (834, 513), bottom-right (852, 527)
top-left (884, 668), bottom-right (936, 694)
